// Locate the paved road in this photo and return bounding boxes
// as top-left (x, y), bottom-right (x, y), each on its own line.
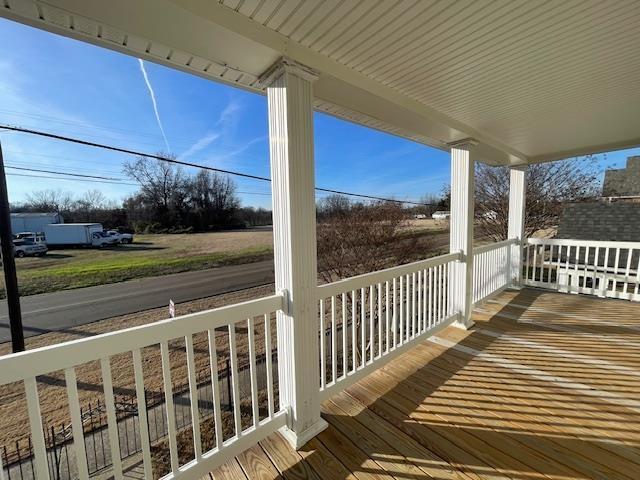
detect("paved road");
top-left (0, 260), bottom-right (275, 343)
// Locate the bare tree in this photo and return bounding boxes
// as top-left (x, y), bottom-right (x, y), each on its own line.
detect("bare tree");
top-left (187, 170), bottom-right (240, 229)
top-left (316, 195), bottom-right (430, 368)
top-left (123, 154), bottom-right (242, 232)
top-left (474, 157), bottom-right (600, 241)
top-left (23, 189), bottom-right (74, 212)
top-left (123, 153), bottom-right (187, 228)
top-left (76, 190), bottom-right (108, 211)
top-left (317, 195), bottom-right (423, 284)
top-left (123, 153), bottom-right (185, 211)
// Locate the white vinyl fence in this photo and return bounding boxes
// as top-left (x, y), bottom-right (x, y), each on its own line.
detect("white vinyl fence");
top-left (472, 239), bottom-right (518, 305)
top-left (316, 251), bottom-right (461, 400)
top-left (524, 238), bottom-right (640, 301)
top-left (0, 294), bottom-right (285, 480)
top-left (1, 242), bottom-right (526, 480)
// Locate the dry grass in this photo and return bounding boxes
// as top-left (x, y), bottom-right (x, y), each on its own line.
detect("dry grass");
top-left (150, 390), bottom-right (277, 479)
top-left (11, 230), bottom-right (274, 296)
top-left (16, 230), bottom-right (273, 272)
top-left (0, 284), bottom-right (276, 447)
top-left (404, 218), bottom-right (449, 232)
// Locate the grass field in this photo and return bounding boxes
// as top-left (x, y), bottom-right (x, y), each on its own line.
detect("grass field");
top-left (7, 222), bottom-right (450, 298)
top-left (9, 229), bottom-right (274, 297)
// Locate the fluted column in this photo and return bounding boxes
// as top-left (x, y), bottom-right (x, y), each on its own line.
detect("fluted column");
top-left (508, 166), bottom-right (527, 286)
top-left (449, 140), bottom-right (476, 329)
top-left (261, 57), bottom-right (327, 449)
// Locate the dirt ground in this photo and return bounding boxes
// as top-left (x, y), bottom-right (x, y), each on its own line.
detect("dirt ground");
top-left (404, 218), bottom-right (449, 232)
top-left (0, 284), bottom-right (276, 447)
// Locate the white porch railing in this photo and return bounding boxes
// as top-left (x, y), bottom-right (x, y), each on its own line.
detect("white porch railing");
top-left (472, 239), bottom-right (518, 305)
top-left (0, 294), bottom-right (285, 480)
top-left (524, 238), bottom-right (640, 301)
top-left (0, 246), bottom-right (526, 480)
top-left (316, 251), bottom-right (461, 400)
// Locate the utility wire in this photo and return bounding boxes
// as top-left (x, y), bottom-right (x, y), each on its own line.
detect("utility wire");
top-left (6, 165), bottom-right (123, 181)
top-left (1, 124), bottom-right (437, 206)
top-left (6, 172), bottom-right (139, 186)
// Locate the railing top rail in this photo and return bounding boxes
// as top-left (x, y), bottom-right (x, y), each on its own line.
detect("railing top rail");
top-left (473, 238), bottom-right (518, 255)
top-left (0, 292), bottom-right (284, 386)
top-left (527, 238), bottom-right (640, 249)
top-left (317, 251), bottom-right (462, 298)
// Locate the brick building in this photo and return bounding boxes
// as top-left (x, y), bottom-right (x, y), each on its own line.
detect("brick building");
top-left (602, 155), bottom-right (640, 201)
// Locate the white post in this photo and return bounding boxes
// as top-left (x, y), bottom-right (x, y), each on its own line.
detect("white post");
top-left (507, 166), bottom-right (527, 287)
top-left (449, 140), bottom-right (476, 329)
top-left (261, 58), bottom-right (327, 449)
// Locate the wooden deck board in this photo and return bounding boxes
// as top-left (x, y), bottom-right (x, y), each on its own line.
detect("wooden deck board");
top-left (211, 288), bottom-right (640, 480)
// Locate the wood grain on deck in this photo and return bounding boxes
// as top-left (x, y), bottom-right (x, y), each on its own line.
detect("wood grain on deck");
top-left (206, 288), bottom-right (640, 480)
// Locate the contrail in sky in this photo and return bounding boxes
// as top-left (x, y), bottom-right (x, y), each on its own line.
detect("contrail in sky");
top-left (138, 59), bottom-right (171, 152)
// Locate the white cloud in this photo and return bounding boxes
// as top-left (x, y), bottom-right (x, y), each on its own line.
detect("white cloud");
top-left (179, 131), bottom-right (221, 160)
top-left (179, 99), bottom-right (254, 162)
top-left (217, 101), bottom-right (241, 126)
top-left (138, 59), bottom-right (171, 152)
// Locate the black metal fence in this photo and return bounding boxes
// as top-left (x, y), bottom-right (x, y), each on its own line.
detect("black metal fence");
top-left (1, 351), bottom-right (278, 480)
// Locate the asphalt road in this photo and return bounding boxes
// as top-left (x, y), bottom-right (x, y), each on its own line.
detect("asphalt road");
top-left (0, 260), bottom-right (275, 343)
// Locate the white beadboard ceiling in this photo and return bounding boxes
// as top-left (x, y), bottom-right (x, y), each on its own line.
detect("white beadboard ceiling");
top-left (2, 0), bottom-right (640, 165)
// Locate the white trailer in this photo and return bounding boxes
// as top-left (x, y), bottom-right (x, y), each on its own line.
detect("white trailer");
top-left (10, 212), bottom-right (63, 233)
top-left (43, 223), bottom-right (114, 247)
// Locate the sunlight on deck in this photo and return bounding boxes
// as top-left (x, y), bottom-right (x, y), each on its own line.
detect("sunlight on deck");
top-left (208, 288), bottom-right (640, 480)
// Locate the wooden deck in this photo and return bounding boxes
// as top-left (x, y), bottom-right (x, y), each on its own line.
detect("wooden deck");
top-left (207, 288), bottom-right (640, 480)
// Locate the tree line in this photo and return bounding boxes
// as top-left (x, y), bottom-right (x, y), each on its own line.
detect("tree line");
top-left (11, 154), bottom-right (272, 233)
top-left (11, 153), bottom-right (599, 240)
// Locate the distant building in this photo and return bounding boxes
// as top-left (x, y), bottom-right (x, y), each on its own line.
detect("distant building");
top-left (432, 211), bottom-right (450, 220)
top-left (10, 212), bottom-right (63, 233)
top-left (602, 156), bottom-right (640, 201)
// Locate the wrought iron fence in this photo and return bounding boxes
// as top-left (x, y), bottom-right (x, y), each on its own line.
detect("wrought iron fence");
top-left (1, 351), bottom-right (278, 480)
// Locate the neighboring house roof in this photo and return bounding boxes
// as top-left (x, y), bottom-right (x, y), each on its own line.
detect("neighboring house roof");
top-left (602, 156), bottom-right (640, 198)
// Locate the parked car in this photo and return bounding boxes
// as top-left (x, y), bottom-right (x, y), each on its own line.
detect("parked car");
top-left (92, 231), bottom-right (119, 247)
top-left (13, 239), bottom-right (48, 257)
top-left (13, 231), bottom-right (47, 244)
top-left (432, 210), bottom-right (451, 220)
top-left (105, 230), bottom-right (134, 244)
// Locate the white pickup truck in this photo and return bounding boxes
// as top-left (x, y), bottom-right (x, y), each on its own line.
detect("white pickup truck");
top-left (104, 230), bottom-right (134, 244)
top-left (13, 239), bottom-right (48, 257)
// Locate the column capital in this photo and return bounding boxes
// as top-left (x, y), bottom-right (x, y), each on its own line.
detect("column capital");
top-left (509, 163), bottom-right (528, 172)
top-left (258, 57), bottom-right (320, 88)
top-left (448, 138), bottom-right (479, 150)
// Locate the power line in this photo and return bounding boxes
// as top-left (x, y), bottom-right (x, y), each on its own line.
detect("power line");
top-left (6, 165), bottom-right (123, 181)
top-left (6, 172), bottom-right (139, 186)
top-left (0, 124), bottom-right (436, 206)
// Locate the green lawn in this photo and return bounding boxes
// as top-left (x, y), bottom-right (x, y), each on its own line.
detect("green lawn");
top-left (3, 226), bottom-right (449, 298)
top-left (4, 230), bottom-right (275, 297)
top-left (14, 246), bottom-right (272, 297)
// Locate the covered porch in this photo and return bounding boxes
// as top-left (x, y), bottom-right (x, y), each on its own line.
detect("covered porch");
top-left (207, 287), bottom-right (640, 480)
top-left (0, 1), bottom-right (639, 480)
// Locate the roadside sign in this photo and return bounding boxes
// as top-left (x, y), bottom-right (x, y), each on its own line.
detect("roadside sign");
top-left (169, 299), bottom-right (175, 318)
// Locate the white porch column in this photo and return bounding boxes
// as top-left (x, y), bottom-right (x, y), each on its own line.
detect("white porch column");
top-left (507, 165), bottom-right (527, 287)
top-left (261, 58), bottom-right (327, 449)
top-left (449, 140), bottom-right (477, 329)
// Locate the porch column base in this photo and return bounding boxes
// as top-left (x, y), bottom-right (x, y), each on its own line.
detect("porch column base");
top-left (452, 313), bottom-right (475, 330)
top-left (279, 417), bottom-right (328, 450)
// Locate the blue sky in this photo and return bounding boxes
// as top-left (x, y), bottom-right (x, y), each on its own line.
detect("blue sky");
top-left (0, 18), bottom-right (638, 209)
